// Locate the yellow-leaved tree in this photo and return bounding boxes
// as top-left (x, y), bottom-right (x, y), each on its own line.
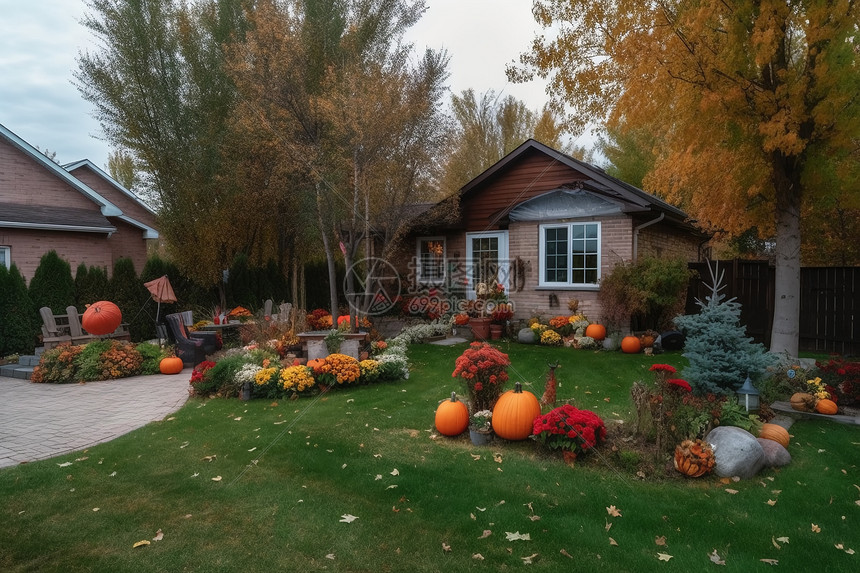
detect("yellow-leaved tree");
top-left (511, 0), bottom-right (860, 357)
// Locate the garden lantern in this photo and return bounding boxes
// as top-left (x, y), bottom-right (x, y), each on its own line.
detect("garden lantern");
top-left (736, 375), bottom-right (760, 411)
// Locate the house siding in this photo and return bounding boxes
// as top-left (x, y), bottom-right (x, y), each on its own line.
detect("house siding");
top-left (0, 228), bottom-right (112, 281)
top-left (69, 165), bottom-right (158, 229)
top-left (0, 140), bottom-right (94, 210)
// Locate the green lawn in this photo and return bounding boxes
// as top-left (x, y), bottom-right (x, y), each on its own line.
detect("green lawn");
top-left (1, 343), bottom-right (857, 572)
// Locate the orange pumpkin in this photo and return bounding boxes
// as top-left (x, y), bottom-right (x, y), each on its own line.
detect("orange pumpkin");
top-left (790, 392), bottom-right (816, 412)
top-left (492, 382), bottom-right (541, 440)
top-left (159, 356), bottom-right (184, 375)
top-left (815, 398), bottom-right (838, 415)
top-left (306, 358), bottom-right (325, 373)
top-left (620, 336), bottom-right (641, 354)
top-left (584, 323), bottom-right (606, 341)
top-left (81, 301), bottom-right (122, 335)
top-left (435, 392), bottom-right (469, 436)
top-left (759, 423), bottom-right (790, 448)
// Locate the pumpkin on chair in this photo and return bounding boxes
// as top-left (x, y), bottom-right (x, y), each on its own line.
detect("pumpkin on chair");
top-left (159, 356), bottom-right (184, 375)
top-left (82, 301), bottom-right (122, 335)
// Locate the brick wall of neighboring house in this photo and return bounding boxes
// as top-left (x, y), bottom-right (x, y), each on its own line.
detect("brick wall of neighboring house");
top-left (637, 223), bottom-right (704, 261)
top-left (107, 218), bottom-right (151, 274)
top-left (0, 228), bottom-right (113, 282)
top-left (69, 165), bottom-right (158, 229)
top-left (0, 141), bottom-right (94, 210)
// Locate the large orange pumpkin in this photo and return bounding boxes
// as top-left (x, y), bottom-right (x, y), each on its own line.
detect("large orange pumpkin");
top-left (435, 392), bottom-right (469, 436)
top-left (815, 398), bottom-right (838, 415)
top-left (759, 423), bottom-right (790, 448)
top-left (159, 356), bottom-right (184, 375)
top-left (620, 336), bottom-right (641, 354)
top-left (81, 301), bottom-right (123, 335)
top-left (584, 323), bottom-right (606, 341)
top-left (492, 382), bottom-right (541, 440)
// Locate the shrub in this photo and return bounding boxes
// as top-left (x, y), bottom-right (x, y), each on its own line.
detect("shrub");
top-left (203, 354), bottom-right (249, 396)
top-left (29, 250), bottom-right (75, 315)
top-left (31, 344), bottom-right (83, 383)
top-left (98, 340), bottom-right (143, 379)
top-left (817, 358), bottom-right (860, 406)
top-left (0, 264), bottom-right (36, 355)
top-left (76, 264), bottom-right (110, 307)
top-left (136, 342), bottom-right (168, 375)
top-left (451, 342), bottom-right (510, 411)
top-left (674, 261), bottom-right (775, 395)
top-left (75, 340), bottom-right (114, 381)
top-left (189, 361), bottom-right (219, 396)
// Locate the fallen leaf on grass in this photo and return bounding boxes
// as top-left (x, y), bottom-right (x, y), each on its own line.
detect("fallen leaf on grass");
top-left (505, 531), bottom-right (531, 541)
top-left (719, 477), bottom-right (731, 485)
top-left (191, 473), bottom-right (199, 478)
top-left (375, 474), bottom-right (382, 480)
top-left (133, 540), bottom-right (150, 548)
top-left (606, 505), bottom-right (622, 517)
top-left (476, 507), bottom-right (486, 512)
top-left (386, 485), bottom-right (398, 490)
top-left (656, 552), bottom-right (673, 561)
top-left (248, 447), bottom-right (257, 452)
top-left (339, 514), bottom-right (358, 523)
top-left (776, 537), bottom-right (789, 544)
top-left (92, 508), bottom-right (100, 512)
top-left (233, 417), bottom-right (241, 421)
top-left (390, 468), bottom-right (399, 476)
top-left (724, 489), bottom-right (738, 494)
top-left (211, 476), bottom-right (222, 482)
top-left (811, 523), bottom-right (821, 533)
top-left (109, 471), bottom-right (117, 477)
top-left (655, 536), bottom-right (666, 546)
top-left (493, 453), bottom-right (503, 463)
top-left (152, 529), bottom-right (163, 541)
top-left (527, 515), bottom-right (541, 521)
top-left (75, 456), bottom-right (88, 462)
top-left (273, 421), bottom-right (286, 425)
top-left (760, 558), bottom-right (779, 565)
top-left (709, 549), bottom-right (725, 565)
top-left (605, 520), bottom-right (612, 532)
top-left (609, 537), bottom-right (618, 546)
top-left (470, 454), bottom-right (481, 460)
top-left (478, 530), bottom-right (492, 539)
top-left (325, 554), bottom-right (335, 560)
top-left (57, 462), bottom-right (73, 467)
top-left (560, 549), bottom-right (573, 558)
top-left (441, 542), bottom-right (451, 552)
top-left (522, 553), bottom-right (539, 564)
top-left (470, 513), bottom-right (476, 520)
top-left (766, 499), bottom-right (777, 506)
top-left (472, 553), bottom-right (484, 560)
top-left (201, 455), bottom-right (216, 462)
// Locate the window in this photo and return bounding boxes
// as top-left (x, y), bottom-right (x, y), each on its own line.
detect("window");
top-left (0, 246), bottom-right (9, 270)
top-left (416, 237), bottom-right (446, 283)
top-left (539, 222), bottom-right (600, 287)
top-left (465, 231), bottom-right (509, 298)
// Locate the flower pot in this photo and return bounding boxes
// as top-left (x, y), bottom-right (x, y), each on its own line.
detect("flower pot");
top-left (469, 428), bottom-right (493, 446)
top-left (489, 324), bottom-right (503, 340)
top-left (470, 317), bottom-right (491, 341)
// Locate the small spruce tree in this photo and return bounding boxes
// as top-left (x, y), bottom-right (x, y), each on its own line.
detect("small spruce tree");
top-left (28, 250), bottom-right (75, 314)
top-left (0, 264), bottom-right (36, 355)
top-left (674, 261), bottom-right (775, 395)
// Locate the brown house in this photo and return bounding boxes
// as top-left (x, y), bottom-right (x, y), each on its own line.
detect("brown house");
top-left (397, 139), bottom-right (709, 325)
top-left (0, 123), bottom-right (158, 281)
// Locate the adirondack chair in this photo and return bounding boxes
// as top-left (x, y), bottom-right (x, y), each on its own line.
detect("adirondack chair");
top-left (65, 306), bottom-right (98, 345)
top-left (38, 307), bottom-right (72, 349)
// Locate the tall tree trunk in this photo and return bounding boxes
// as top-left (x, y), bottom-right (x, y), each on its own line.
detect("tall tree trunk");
top-left (769, 155), bottom-right (801, 358)
top-left (316, 183), bottom-right (339, 321)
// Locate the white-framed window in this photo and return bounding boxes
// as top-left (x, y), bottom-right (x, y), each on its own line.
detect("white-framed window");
top-left (465, 231), bottom-right (509, 298)
top-left (416, 237), bottom-right (446, 284)
top-left (0, 246), bottom-right (9, 270)
top-left (538, 222), bottom-right (601, 287)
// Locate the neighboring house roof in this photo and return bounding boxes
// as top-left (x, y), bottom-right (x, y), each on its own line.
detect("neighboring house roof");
top-left (0, 203), bottom-right (116, 234)
top-left (0, 122), bottom-right (158, 239)
top-left (461, 138), bottom-right (700, 231)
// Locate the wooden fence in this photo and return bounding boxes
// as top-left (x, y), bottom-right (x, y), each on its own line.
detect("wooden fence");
top-left (685, 260), bottom-right (858, 356)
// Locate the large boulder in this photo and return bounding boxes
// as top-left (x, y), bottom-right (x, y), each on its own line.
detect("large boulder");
top-left (706, 426), bottom-right (765, 479)
top-left (518, 328), bottom-right (536, 344)
top-left (757, 438), bottom-right (792, 468)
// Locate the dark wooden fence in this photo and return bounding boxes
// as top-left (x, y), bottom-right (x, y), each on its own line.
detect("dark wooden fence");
top-left (685, 260), bottom-right (858, 356)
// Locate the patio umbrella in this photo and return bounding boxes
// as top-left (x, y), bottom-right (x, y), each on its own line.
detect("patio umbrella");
top-left (143, 275), bottom-right (177, 323)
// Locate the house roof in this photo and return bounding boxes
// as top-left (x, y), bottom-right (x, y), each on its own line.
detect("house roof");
top-left (0, 203), bottom-right (116, 234)
top-left (460, 138), bottom-right (698, 230)
top-left (0, 123), bottom-right (158, 239)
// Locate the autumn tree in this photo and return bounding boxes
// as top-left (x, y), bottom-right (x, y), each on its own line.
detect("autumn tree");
top-left (512, 0), bottom-right (860, 356)
top-left (439, 89), bottom-right (571, 195)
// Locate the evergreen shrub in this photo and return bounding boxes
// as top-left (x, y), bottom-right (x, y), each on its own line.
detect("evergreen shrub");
top-left (28, 250), bottom-right (75, 314)
top-left (0, 264), bottom-right (36, 355)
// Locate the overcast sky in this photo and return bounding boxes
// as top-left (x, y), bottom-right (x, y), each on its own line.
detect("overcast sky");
top-left (0, 1), bottom-right (582, 171)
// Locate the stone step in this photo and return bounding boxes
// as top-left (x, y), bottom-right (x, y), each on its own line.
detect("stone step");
top-left (0, 364), bottom-right (34, 380)
top-left (18, 355), bottom-right (41, 366)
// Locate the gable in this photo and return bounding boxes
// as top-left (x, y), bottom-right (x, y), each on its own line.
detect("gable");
top-left (508, 188), bottom-right (625, 221)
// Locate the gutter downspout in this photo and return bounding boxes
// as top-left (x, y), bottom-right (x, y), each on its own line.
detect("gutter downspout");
top-left (632, 213), bottom-right (664, 261)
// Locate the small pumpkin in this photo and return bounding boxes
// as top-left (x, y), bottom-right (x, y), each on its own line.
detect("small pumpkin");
top-left (492, 382), bottom-right (541, 441)
top-left (815, 398), bottom-right (838, 415)
top-left (759, 423), bottom-right (790, 448)
top-left (790, 392), bottom-right (816, 412)
top-left (620, 336), bottom-right (641, 354)
top-left (673, 439), bottom-right (715, 478)
top-left (159, 356), bottom-right (183, 375)
top-left (584, 323), bottom-right (606, 341)
top-left (81, 300), bottom-right (122, 335)
top-left (306, 358), bottom-right (325, 373)
top-left (435, 392), bottom-right (469, 436)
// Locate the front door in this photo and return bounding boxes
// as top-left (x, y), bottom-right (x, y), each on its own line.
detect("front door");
top-left (465, 231), bottom-right (509, 299)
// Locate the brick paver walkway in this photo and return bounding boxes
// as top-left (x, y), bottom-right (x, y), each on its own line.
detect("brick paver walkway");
top-left (0, 372), bottom-right (190, 469)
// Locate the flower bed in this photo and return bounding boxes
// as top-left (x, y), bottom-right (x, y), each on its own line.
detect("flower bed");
top-left (31, 341), bottom-right (170, 383)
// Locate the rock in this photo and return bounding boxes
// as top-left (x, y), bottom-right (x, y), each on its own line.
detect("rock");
top-left (706, 426), bottom-right (765, 479)
top-left (518, 328), bottom-right (536, 344)
top-left (757, 438), bottom-right (792, 467)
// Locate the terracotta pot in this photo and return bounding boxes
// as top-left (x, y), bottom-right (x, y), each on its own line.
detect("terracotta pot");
top-left (489, 324), bottom-right (503, 340)
top-left (470, 317), bottom-right (491, 341)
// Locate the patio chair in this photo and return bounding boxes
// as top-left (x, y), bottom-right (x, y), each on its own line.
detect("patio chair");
top-left (39, 307), bottom-right (72, 349)
top-left (164, 313), bottom-right (219, 366)
top-left (65, 306), bottom-right (98, 345)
